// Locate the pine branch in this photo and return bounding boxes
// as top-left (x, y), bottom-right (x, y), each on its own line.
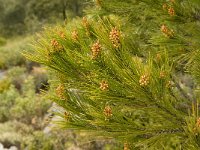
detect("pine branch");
top-left (171, 75), bottom-right (194, 102)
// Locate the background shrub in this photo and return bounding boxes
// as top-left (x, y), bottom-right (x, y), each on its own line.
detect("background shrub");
top-left (0, 37), bottom-right (6, 46)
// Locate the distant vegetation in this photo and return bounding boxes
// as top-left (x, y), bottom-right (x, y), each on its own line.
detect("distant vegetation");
top-left (0, 0), bottom-right (89, 37)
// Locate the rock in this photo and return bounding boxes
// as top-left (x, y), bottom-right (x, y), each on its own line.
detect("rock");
top-left (0, 143), bottom-right (18, 150)
top-left (68, 146), bottom-right (81, 150)
top-left (0, 143), bottom-right (4, 150)
top-left (0, 70), bottom-right (6, 80)
top-left (9, 146), bottom-right (18, 150)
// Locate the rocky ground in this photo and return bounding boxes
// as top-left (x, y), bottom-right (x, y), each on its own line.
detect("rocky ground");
top-left (0, 143), bottom-right (17, 150)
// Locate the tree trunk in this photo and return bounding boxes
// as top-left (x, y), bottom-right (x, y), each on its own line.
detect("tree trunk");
top-left (62, 0), bottom-right (67, 20)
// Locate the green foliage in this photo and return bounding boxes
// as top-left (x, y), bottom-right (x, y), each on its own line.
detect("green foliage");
top-left (31, 67), bottom-right (48, 92)
top-left (0, 85), bottom-right (19, 122)
top-left (24, 131), bottom-right (54, 150)
top-left (0, 37), bottom-right (6, 46)
top-left (0, 66), bottom-right (50, 123)
top-left (0, 78), bottom-right (11, 93)
top-left (25, 0), bottom-right (200, 149)
top-left (6, 66), bottom-right (26, 90)
top-left (9, 75), bottom-right (49, 123)
top-left (20, 126), bottom-right (119, 150)
top-left (0, 37), bottom-right (31, 69)
top-left (0, 121), bottom-right (33, 147)
top-left (0, 0), bottom-right (90, 37)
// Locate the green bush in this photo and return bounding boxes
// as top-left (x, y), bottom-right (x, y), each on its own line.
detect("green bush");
top-left (0, 85), bottom-right (19, 122)
top-left (0, 37), bottom-right (6, 46)
top-left (23, 131), bottom-right (54, 150)
top-left (0, 121), bottom-right (33, 148)
top-left (31, 67), bottom-right (48, 92)
top-left (0, 37), bottom-right (31, 69)
top-left (7, 66), bottom-right (26, 91)
top-left (21, 128), bottom-right (119, 150)
top-left (6, 75), bottom-right (51, 123)
top-left (0, 78), bottom-right (11, 93)
top-left (0, 69), bottom-right (50, 123)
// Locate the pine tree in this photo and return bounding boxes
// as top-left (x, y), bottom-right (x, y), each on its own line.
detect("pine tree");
top-left (25, 0), bottom-right (200, 149)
